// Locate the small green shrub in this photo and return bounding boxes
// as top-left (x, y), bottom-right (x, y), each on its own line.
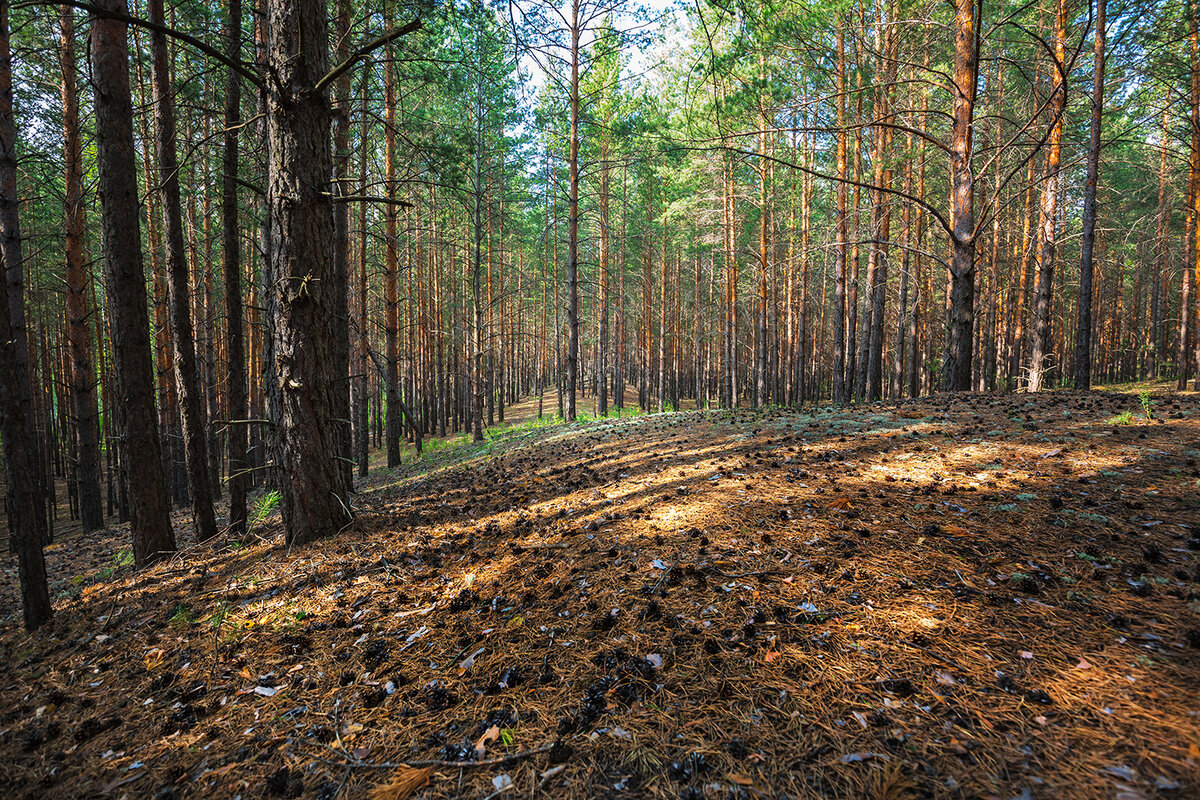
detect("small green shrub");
top-left (250, 490), bottom-right (281, 529)
top-left (1139, 389), bottom-right (1153, 420)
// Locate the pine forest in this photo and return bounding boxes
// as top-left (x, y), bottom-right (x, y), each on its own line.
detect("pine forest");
top-left (1, 0), bottom-right (1199, 797)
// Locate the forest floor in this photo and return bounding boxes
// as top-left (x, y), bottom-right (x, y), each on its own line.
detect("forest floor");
top-left (1, 385), bottom-right (1199, 800)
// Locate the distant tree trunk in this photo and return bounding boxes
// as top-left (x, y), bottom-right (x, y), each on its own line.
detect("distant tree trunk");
top-left (90, 0), bottom-right (175, 565)
top-left (355, 62), bottom-right (370, 473)
top-left (471, 57), bottom-right (485, 441)
top-left (723, 154), bottom-right (738, 407)
top-left (384, 52), bottom-right (402, 463)
top-left (866, 11), bottom-right (895, 401)
top-left (149, 0), bottom-right (217, 542)
top-left (565, 0), bottom-right (581, 421)
top-left (223, 0), bottom-right (247, 537)
top-left (0, 0), bottom-right (51, 629)
top-left (1153, 106), bottom-right (1170, 376)
top-left (833, 24), bottom-right (848, 404)
top-left (1010, 150), bottom-right (1039, 387)
top-left (264, 0), bottom-right (352, 544)
top-left (865, 134), bottom-right (891, 401)
top-left (755, 92), bottom-right (769, 409)
top-left (598, 139), bottom-right (610, 417)
top-left (893, 158), bottom-right (912, 398)
top-left (1074, 0), bottom-right (1105, 389)
top-left (944, 0), bottom-right (979, 392)
top-left (1028, 0), bottom-right (1068, 393)
top-left (59, 6), bottom-right (103, 532)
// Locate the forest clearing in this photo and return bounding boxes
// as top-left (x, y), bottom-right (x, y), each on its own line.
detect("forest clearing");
top-left (2, 387), bottom-right (1199, 799)
top-left (3, 0), bottom-right (1200, 796)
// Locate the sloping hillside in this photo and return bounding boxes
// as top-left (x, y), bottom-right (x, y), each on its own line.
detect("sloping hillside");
top-left (2, 389), bottom-right (1198, 800)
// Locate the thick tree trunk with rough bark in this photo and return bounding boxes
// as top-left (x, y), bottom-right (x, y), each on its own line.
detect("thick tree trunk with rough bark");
top-left (944, 0), bottom-right (978, 392)
top-left (331, 0), bottom-right (352, 487)
top-left (264, 0), bottom-right (351, 545)
top-left (1191, 1), bottom-right (1200, 391)
top-left (0, 0), bottom-right (51, 629)
top-left (149, 0), bottom-right (217, 542)
top-left (90, 0), bottom-right (175, 566)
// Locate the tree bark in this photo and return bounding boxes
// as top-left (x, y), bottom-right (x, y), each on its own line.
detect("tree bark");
top-left (1028, 0), bottom-right (1068, 393)
top-left (1190, 0), bottom-right (1200, 390)
top-left (264, 0), bottom-right (352, 544)
top-left (944, 0), bottom-right (979, 392)
top-left (565, 0), bottom-right (581, 421)
top-left (384, 49), bottom-right (402, 463)
top-left (1074, 0), bottom-right (1105, 389)
top-left (90, 0), bottom-right (175, 565)
top-left (223, 0), bottom-right (247, 536)
top-left (148, 0), bottom-right (217, 542)
top-left (0, 0), bottom-right (51, 629)
top-left (60, 5), bottom-right (103, 532)
top-left (332, 0), bottom-right (352, 485)
top-left (833, 24), bottom-right (848, 404)
top-left (598, 136), bottom-right (610, 417)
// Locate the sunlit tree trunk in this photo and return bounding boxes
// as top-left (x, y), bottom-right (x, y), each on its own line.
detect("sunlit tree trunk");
top-left (944, 0), bottom-right (979, 392)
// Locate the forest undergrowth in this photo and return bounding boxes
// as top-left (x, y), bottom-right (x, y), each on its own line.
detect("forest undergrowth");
top-left (1, 387), bottom-right (1198, 800)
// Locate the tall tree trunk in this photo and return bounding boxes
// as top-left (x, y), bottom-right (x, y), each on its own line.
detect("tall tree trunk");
top-left (1028, 0), bottom-right (1068, 393)
top-left (91, 0), bottom-right (175, 565)
top-left (944, 0), bottom-right (979, 391)
top-left (1191, 0), bottom-right (1200, 390)
top-left (1153, 105), bottom-right (1171, 376)
top-left (471, 56), bottom-right (485, 441)
top-left (1074, 0), bottom-right (1105, 389)
top-left (355, 62), bottom-right (370, 473)
top-left (598, 138), bottom-right (610, 416)
top-left (60, 5), bottom-right (103, 532)
top-left (331, 0), bottom-right (352, 485)
top-left (223, 0), bottom-right (247, 536)
top-left (384, 52), bottom-right (402, 462)
top-left (565, 0), bottom-right (581, 421)
top-left (866, 7), bottom-right (894, 401)
top-left (0, 0), bottom-right (51, 629)
top-left (264, 0), bottom-right (352, 544)
top-left (755, 88), bottom-right (769, 409)
top-left (833, 24), bottom-right (848, 404)
top-left (149, 0), bottom-right (217, 542)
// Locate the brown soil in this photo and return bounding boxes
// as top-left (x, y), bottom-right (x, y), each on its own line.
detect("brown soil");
top-left (2, 387), bottom-right (1198, 800)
